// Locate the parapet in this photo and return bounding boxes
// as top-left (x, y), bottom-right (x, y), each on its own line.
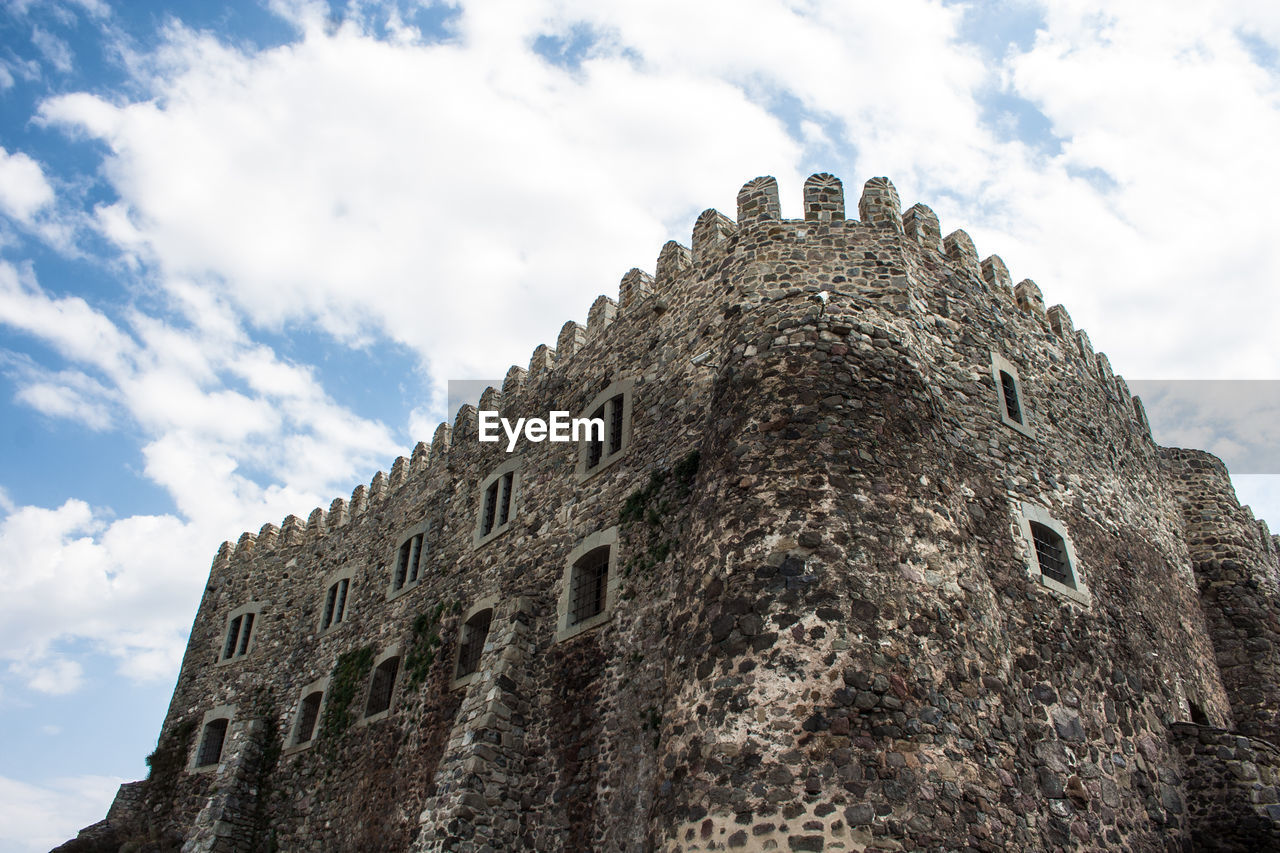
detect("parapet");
top-left (903, 203), bottom-right (940, 251)
top-left (858, 177), bottom-right (902, 231)
top-left (803, 173), bottom-right (844, 222)
top-left (736, 176), bottom-right (781, 224)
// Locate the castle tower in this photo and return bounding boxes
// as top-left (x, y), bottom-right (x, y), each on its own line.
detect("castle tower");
top-left (60, 174), bottom-right (1280, 853)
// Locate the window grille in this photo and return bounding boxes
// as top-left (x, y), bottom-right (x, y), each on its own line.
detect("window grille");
top-left (222, 616), bottom-right (242, 660)
top-left (365, 657), bottom-right (399, 717)
top-left (1030, 521), bottom-right (1073, 587)
top-left (196, 718), bottom-right (228, 767)
top-left (322, 578), bottom-right (350, 630)
top-left (570, 546), bottom-right (610, 626)
top-left (608, 395), bottom-right (624, 455)
top-left (481, 481), bottom-right (498, 536)
top-left (587, 403), bottom-right (605, 468)
top-left (456, 609), bottom-right (492, 679)
top-left (295, 691), bottom-right (323, 745)
top-left (394, 532), bottom-right (425, 591)
top-left (497, 472), bottom-right (513, 527)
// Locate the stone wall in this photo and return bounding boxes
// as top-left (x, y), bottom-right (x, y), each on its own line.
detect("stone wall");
top-left (1170, 723), bottom-right (1280, 850)
top-left (70, 172), bottom-right (1278, 852)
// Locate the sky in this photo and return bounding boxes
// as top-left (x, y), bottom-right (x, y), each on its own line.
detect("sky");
top-left (1, 0), bottom-right (1279, 849)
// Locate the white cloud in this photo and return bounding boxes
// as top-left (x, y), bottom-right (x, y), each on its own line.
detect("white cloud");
top-left (0, 149), bottom-right (55, 225)
top-left (30, 27), bottom-right (74, 74)
top-left (0, 774), bottom-right (123, 853)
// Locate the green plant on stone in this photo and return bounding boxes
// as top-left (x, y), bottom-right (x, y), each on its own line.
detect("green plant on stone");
top-left (318, 645), bottom-right (375, 746)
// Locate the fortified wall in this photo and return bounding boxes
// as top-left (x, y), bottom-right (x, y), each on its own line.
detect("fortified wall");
top-left (60, 173), bottom-right (1280, 853)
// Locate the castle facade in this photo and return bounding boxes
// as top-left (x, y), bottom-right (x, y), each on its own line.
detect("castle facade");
top-left (61, 173), bottom-right (1280, 852)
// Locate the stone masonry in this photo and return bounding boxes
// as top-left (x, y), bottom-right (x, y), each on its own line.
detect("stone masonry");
top-left (59, 172), bottom-right (1280, 852)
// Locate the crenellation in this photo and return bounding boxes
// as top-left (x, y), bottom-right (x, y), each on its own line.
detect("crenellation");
top-left (902, 202), bottom-right (941, 251)
top-left (1047, 303), bottom-right (1073, 337)
top-left (430, 422), bottom-right (451, 463)
top-left (368, 470), bottom-right (387, 502)
top-left (618, 267), bottom-right (655, 311)
top-left (410, 441), bottom-right (429, 472)
top-left (90, 171), bottom-right (1280, 853)
top-left (452, 403), bottom-right (477, 444)
top-left (327, 499), bottom-right (348, 529)
top-left (477, 386), bottom-right (501, 413)
top-left (802, 172), bottom-right (844, 222)
top-left (691, 208), bottom-right (735, 264)
top-left (527, 343), bottom-right (555, 378)
top-left (556, 321), bottom-right (586, 360)
top-left (349, 483), bottom-right (368, 517)
top-left (305, 507), bottom-right (326, 536)
top-left (735, 175), bottom-right (781, 224)
top-left (1014, 277), bottom-right (1046, 316)
top-left (980, 254), bottom-right (1012, 290)
top-left (256, 523), bottom-right (279, 549)
top-left (943, 229), bottom-right (980, 278)
top-left (587, 295), bottom-right (618, 339)
top-left (655, 240), bottom-right (692, 286)
top-left (389, 456), bottom-right (409, 489)
top-left (857, 176), bottom-right (902, 231)
top-left (280, 514), bottom-right (304, 545)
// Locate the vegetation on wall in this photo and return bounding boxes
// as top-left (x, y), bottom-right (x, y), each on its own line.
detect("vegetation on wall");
top-left (620, 450), bottom-right (700, 579)
top-left (403, 602), bottom-right (447, 690)
top-left (319, 645), bottom-right (375, 746)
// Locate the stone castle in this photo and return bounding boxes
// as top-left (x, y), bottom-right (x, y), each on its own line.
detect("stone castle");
top-left (59, 173), bottom-right (1280, 852)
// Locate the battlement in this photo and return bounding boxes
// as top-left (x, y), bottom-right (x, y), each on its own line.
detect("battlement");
top-left (96, 171), bottom-right (1280, 853)
top-left (211, 173), bottom-right (1155, 572)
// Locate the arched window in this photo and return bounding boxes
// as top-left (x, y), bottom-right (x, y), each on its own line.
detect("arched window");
top-left (556, 527), bottom-right (620, 642)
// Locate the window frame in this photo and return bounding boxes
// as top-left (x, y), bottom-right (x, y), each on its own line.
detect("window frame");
top-left (217, 602), bottom-right (262, 665)
top-left (991, 353), bottom-right (1035, 438)
top-left (576, 379), bottom-right (636, 482)
top-left (1015, 502), bottom-right (1090, 606)
top-left (284, 676), bottom-right (330, 754)
top-left (388, 521), bottom-right (429, 599)
top-left (451, 596), bottom-right (498, 690)
top-left (189, 705), bottom-right (235, 773)
top-left (555, 527), bottom-right (621, 642)
top-left (318, 567), bottom-right (356, 634)
top-left (361, 646), bottom-right (401, 724)
top-left (473, 457), bottom-right (522, 549)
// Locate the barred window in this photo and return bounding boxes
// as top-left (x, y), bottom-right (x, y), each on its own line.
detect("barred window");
top-left (195, 718), bottom-right (228, 767)
top-left (321, 578), bottom-right (350, 630)
top-left (570, 546), bottom-right (610, 626)
top-left (455, 609), bottom-right (492, 679)
top-left (293, 691), bottom-right (323, 746)
top-left (1030, 522), bottom-right (1073, 587)
top-left (365, 656), bottom-right (400, 717)
top-left (393, 530), bottom-right (425, 592)
top-left (577, 380), bottom-right (634, 481)
top-left (220, 604), bottom-right (260, 662)
top-left (475, 460), bottom-right (520, 547)
top-left (991, 353), bottom-right (1034, 438)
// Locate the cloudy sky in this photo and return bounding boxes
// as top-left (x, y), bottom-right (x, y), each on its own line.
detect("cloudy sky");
top-left (1, 0), bottom-right (1279, 848)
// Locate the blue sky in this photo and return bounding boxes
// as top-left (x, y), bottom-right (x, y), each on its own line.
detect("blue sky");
top-left (2, 0), bottom-right (1280, 849)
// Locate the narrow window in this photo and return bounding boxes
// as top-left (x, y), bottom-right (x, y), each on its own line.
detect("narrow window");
top-left (1030, 521), bottom-right (1073, 587)
top-left (322, 584), bottom-right (338, 629)
top-left (196, 718), bottom-right (228, 767)
top-left (608, 395), bottom-right (624, 455)
top-left (497, 472), bottom-right (514, 526)
top-left (570, 546), bottom-right (610, 626)
top-left (587, 404), bottom-right (605, 468)
top-left (222, 615), bottom-right (243, 660)
top-left (482, 481), bottom-right (498, 536)
top-left (391, 530), bottom-right (427, 594)
top-left (407, 533), bottom-right (423, 584)
top-left (365, 656), bottom-right (400, 717)
top-left (1189, 701), bottom-right (1209, 726)
top-left (456, 609), bottom-right (493, 679)
top-left (1000, 370), bottom-right (1022, 424)
top-left (236, 613), bottom-right (254, 656)
top-left (321, 578), bottom-right (350, 630)
top-left (294, 691), bottom-right (323, 745)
